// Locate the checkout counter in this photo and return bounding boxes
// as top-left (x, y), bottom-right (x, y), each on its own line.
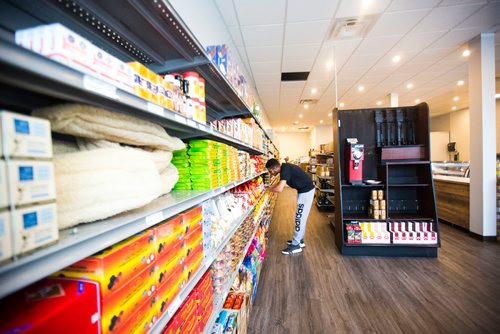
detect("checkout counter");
top-left (432, 162), bottom-right (470, 230)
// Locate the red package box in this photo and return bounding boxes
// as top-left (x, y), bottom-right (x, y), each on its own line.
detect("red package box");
top-left (115, 291), bottom-right (158, 334)
top-left (156, 267), bottom-right (185, 316)
top-left (154, 216), bottom-right (185, 258)
top-left (162, 317), bottom-right (181, 334)
top-left (155, 251), bottom-right (185, 289)
top-left (181, 206), bottom-right (202, 234)
top-left (0, 277), bottom-right (100, 334)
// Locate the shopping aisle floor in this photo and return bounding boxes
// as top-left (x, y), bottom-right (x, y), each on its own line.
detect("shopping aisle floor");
top-left (248, 187), bottom-right (500, 334)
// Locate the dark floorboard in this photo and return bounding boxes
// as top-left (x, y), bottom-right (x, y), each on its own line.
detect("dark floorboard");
top-left (248, 187), bottom-right (500, 334)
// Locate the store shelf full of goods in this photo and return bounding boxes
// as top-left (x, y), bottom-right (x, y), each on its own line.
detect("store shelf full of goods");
top-left (202, 194), bottom-right (272, 334)
top-left (0, 0), bottom-right (275, 153)
top-left (0, 172), bottom-right (265, 299)
top-left (148, 190), bottom-right (268, 334)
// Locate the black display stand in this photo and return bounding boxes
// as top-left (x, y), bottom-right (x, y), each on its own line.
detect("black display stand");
top-left (332, 103), bottom-right (440, 257)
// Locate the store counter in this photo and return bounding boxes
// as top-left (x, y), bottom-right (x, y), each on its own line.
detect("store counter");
top-left (433, 174), bottom-right (470, 230)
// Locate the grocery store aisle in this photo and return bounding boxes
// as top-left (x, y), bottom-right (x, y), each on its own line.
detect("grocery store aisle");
top-left (248, 187), bottom-right (500, 334)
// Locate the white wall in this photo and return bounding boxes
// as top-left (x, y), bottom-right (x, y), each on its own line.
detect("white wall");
top-left (312, 125), bottom-right (334, 150)
top-left (276, 132), bottom-right (311, 161)
top-left (450, 108), bottom-right (471, 161)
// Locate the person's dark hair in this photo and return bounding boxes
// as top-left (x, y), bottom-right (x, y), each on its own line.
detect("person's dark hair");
top-left (265, 158), bottom-right (280, 169)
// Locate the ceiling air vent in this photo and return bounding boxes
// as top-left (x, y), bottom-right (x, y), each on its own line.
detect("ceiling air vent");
top-left (300, 99), bottom-right (318, 105)
top-left (329, 15), bottom-right (378, 40)
top-left (298, 126), bottom-right (310, 130)
top-left (281, 72), bottom-right (309, 81)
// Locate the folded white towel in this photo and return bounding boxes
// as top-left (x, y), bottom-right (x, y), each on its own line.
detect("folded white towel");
top-left (33, 103), bottom-right (185, 151)
top-left (54, 147), bottom-right (162, 229)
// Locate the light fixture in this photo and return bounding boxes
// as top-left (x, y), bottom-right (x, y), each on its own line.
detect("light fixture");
top-left (362, 0), bottom-right (374, 6)
top-left (415, 99), bottom-right (420, 103)
top-left (292, 127), bottom-right (295, 130)
top-left (453, 96), bottom-right (459, 101)
top-left (457, 80), bottom-right (464, 86)
top-left (392, 55), bottom-right (401, 63)
top-left (299, 114), bottom-right (303, 118)
top-left (406, 83), bottom-right (414, 89)
top-left (496, 93), bottom-right (500, 99)
top-left (339, 102), bottom-right (345, 107)
top-left (358, 85), bottom-right (365, 92)
top-left (293, 121), bottom-right (299, 125)
top-left (304, 104), bottom-right (309, 109)
top-left (326, 61), bottom-right (333, 68)
top-left (311, 88), bottom-right (317, 94)
top-left (328, 112), bottom-right (332, 116)
top-left (451, 106), bottom-right (456, 111)
top-left (320, 120), bottom-right (324, 124)
top-left (376, 100), bottom-right (382, 106)
top-left (462, 49), bottom-right (470, 57)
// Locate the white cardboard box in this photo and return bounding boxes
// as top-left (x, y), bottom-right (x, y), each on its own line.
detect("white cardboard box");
top-left (0, 160), bottom-right (7, 209)
top-left (0, 210), bottom-right (12, 262)
top-left (0, 111), bottom-right (53, 159)
top-left (6, 160), bottom-right (56, 206)
top-left (13, 202), bottom-right (58, 255)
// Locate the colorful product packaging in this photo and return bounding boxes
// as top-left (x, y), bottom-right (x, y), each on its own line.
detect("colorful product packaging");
top-left (6, 160), bottom-right (56, 206)
top-left (128, 62), bottom-right (150, 101)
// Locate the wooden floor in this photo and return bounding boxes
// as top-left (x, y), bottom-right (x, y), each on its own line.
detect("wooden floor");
top-left (248, 188), bottom-right (500, 334)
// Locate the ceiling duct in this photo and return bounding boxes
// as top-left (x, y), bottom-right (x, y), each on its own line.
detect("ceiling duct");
top-left (300, 99), bottom-right (318, 105)
top-left (298, 126), bottom-right (310, 130)
top-left (328, 15), bottom-right (378, 40)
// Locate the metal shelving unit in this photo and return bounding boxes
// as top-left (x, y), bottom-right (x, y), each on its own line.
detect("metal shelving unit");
top-left (149, 191), bottom-right (267, 334)
top-left (0, 172), bottom-right (265, 299)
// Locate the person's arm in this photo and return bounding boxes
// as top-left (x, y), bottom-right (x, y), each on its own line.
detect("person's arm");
top-left (267, 180), bottom-right (287, 193)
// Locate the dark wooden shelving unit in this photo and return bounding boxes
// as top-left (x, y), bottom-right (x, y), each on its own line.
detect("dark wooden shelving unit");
top-left (332, 103), bottom-right (440, 257)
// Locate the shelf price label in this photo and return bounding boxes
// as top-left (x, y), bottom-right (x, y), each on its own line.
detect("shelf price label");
top-left (187, 119), bottom-right (197, 128)
top-left (170, 297), bottom-right (182, 314)
top-left (147, 102), bottom-right (164, 116)
top-left (83, 75), bottom-right (117, 99)
top-left (198, 123), bottom-right (207, 131)
top-left (145, 211), bottom-right (164, 226)
top-left (174, 114), bottom-right (187, 124)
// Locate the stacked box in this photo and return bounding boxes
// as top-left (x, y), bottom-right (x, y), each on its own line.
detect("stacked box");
top-left (189, 140), bottom-right (222, 190)
top-left (359, 222), bottom-right (390, 244)
top-left (56, 230), bottom-right (156, 334)
top-left (220, 143), bottom-right (230, 185)
top-left (389, 221), bottom-right (437, 244)
top-left (172, 148), bottom-right (191, 190)
top-left (0, 111), bottom-right (58, 259)
top-left (228, 146), bottom-right (239, 182)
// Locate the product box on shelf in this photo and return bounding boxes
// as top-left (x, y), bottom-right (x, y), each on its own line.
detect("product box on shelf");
top-left (181, 205), bottom-right (203, 234)
top-left (216, 44), bottom-right (229, 76)
top-left (101, 263), bottom-right (156, 334)
top-left (154, 215), bottom-right (185, 259)
top-left (6, 160), bottom-right (56, 206)
top-left (226, 119), bottom-right (234, 138)
top-left (0, 160), bottom-right (8, 208)
top-left (233, 119), bottom-right (242, 141)
top-left (13, 202), bottom-right (58, 255)
top-left (156, 268), bottom-right (184, 317)
top-left (0, 277), bottom-right (101, 334)
top-left (128, 62), bottom-right (151, 101)
top-left (360, 222), bottom-right (390, 244)
top-left (56, 230), bottom-right (155, 297)
top-left (218, 120), bottom-right (227, 134)
top-left (114, 289), bottom-right (158, 334)
top-left (0, 111), bottom-right (53, 159)
top-left (0, 210), bottom-right (12, 262)
top-left (155, 251), bottom-right (185, 289)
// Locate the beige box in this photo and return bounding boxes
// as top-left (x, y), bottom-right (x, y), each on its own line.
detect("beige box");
top-left (0, 160), bottom-right (7, 209)
top-left (0, 210), bottom-right (12, 262)
top-left (13, 202), bottom-right (58, 255)
top-left (0, 111), bottom-right (53, 159)
top-left (7, 160), bottom-right (56, 206)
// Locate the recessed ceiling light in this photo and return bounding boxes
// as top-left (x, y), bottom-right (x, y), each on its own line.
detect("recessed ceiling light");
top-left (311, 88), bottom-right (317, 94)
top-left (299, 114), bottom-right (303, 118)
top-left (462, 49), bottom-right (470, 57)
top-left (292, 127), bottom-right (295, 130)
top-left (304, 104), bottom-right (309, 109)
top-left (406, 83), bottom-right (414, 89)
top-left (326, 61), bottom-right (333, 68)
top-left (328, 112), bottom-right (332, 116)
top-left (415, 99), bottom-right (420, 103)
top-left (362, 0), bottom-right (374, 7)
top-left (457, 80), bottom-right (464, 86)
top-left (451, 106), bottom-right (457, 111)
top-left (496, 93), bottom-right (500, 99)
top-left (453, 96), bottom-right (459, 101)
top-left (339, 102), bottom-right (345, 107)
top-left (392, 55), bottom-right (401, 63)
top-left (294, 121), bottom-right (299, 125)
top-left (320, 120), bottom-right (324, 124)
top-left (358, 85), bottom-right (365, 92)
top-left (376, 100), bottom-right (382, 105)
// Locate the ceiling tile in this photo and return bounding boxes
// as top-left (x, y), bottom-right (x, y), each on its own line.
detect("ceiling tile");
top-left (307, 67), bottom-right (336, 82)
top-left (344, 53), bottom-right (384, 69)
top-left (439, 0), bottom-right (487, 6)
top-left (456, 2), bottom-right (500, 30)
top-left (430, 27), bottom-right (486, 49)
top-left (283, 44), bottom-right (321, 61)
top-left (412, 3), bottom-right (485, 34)
top-left (253, 72), bottom-right (281, 83)
top-left (234, 0), bottom-right (286, 26)
top-left (245, 46), bottom-right (282, 62)
top-left (335, 0), bottom-right (392, 18)
top-left (368, 9), bottom-right (430, 37)
top-left (284, 20), bottom-right (330, 45)
top-left (281, 59), bottom-right (315, 72)
top-left (387, 0), bottom-right (440, 12)
top-left (250, 61), bottom-right (281, 74)
top-left (214, 0), bottom-right (238, 26)
top-left (410, 47), bottom-right (455, 63)
top-left (287, 0), bottom-right (339, 22)
top-left (392, 31), bottom-right (447, 52)
top-left (228, 26), bottom-right (244, 47)
top-left (355, 35), bottom-right (403, 55)
top-left (240, 24), bottom-right (284, 48)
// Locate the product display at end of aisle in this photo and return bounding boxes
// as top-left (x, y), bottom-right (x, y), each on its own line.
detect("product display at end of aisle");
top-left (0, 111), bottom-right (59, 260)
top-left (345, 221), bottom-right (438, 245)
top-left (0, 277), bottom-right (101, 334)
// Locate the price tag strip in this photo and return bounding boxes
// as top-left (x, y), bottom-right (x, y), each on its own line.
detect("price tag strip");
top-left (83, 75), bottom-right (117, 99)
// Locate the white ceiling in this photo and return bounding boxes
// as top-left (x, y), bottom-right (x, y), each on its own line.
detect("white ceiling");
top-left (213, 0), bottom-right (500, 131)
